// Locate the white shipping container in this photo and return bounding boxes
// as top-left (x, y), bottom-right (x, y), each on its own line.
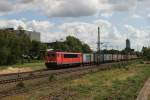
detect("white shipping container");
top-left (113, 54), bottom-right (117, 61)
top-left (83, 54), bottom-right (94, 63)
top-left (118, 54), bottom-right (122, 61)
top-left (93, 53), bottom-right (103, 63)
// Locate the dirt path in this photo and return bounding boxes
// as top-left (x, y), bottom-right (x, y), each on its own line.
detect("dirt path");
top-left (0, 67), bottom-right (32, 75)
top-left (136, 78), bottom-right (150, 100)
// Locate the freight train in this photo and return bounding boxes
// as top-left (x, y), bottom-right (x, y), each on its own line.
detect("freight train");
top-left (45, 51), bottom-right (138, 69)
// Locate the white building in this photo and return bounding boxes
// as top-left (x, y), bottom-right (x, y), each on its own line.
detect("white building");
top-left (25, 31), bottom-right (41, 42)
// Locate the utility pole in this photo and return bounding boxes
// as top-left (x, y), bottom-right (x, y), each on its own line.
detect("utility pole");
top-left (97, 27), bottom-right (101, 65)
top-left (97, 27), bottom-right (100, 53)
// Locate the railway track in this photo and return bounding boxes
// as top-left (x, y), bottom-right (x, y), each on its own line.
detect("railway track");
top-left (0, 61), bottom-right (129, 85)
top-left (0, 65), bottom-right (97, 85)
top-left (0, 65), bottom-right (99, 98)
top-left (0, 69), bottom-right (45, 77)
top-left (0, 61), bottom-right (132, 98)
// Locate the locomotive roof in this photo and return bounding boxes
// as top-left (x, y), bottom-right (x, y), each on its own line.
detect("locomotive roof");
top-left (47, 51), bottom-right (82, 54)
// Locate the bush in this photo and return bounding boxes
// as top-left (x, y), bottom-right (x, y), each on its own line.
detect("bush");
top-left (16, 81), bottom-right (25, 89)
top-left (142, 47), bottom-right (150, 60)
top-left (49, 74), bottom-right (56, 81)
top-left (0, 30), bottom-right (31, 65)
top-left (96, 65), bottom-right (150, 100)
top-left (139, 60), bottom-right (144, 64)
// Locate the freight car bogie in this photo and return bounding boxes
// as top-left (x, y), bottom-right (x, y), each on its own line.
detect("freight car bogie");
top-left (45, 62), bottom-right (81, 69)
top-left (45, 62), bottom-right (58, 69)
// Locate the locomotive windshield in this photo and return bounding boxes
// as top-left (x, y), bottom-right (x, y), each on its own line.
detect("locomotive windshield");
top-left (47, 53), bottom-right (55, 58)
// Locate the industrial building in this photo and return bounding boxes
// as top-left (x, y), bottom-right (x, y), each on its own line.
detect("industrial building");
top-left (24, 30), bottom-right (41, 42)
top-left (126, 39), bottom-right (131, 50)
top-left (125, 38), bottom-right (135, 53)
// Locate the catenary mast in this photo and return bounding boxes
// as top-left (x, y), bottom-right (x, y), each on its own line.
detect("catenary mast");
top-left (97, 27), bottom-right (100, 53)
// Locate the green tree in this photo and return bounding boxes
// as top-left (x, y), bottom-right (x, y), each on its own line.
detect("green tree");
top-left (30, 40), bottom-right (47, 59)
top-left (18, 29), bottom-right (31, 56)
top-left (142, 47), bottom-right (150, 60)
top-left (0, 28), bottom-right (33, 65)
top-left (82, 44), bottom-right (92, 53)
top-left (51, 36), bottom-right (92, 53)
top-left (0, 30), bottom-right (22, 64)
top-left (7, 32), bottom-right (22, 64)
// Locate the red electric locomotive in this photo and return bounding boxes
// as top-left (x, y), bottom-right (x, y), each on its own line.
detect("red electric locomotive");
top-left (45, 51), bottom-right (82, 68)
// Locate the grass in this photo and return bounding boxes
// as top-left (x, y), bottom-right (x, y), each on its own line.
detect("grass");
top-left (2, 60), bottom-right (150, 100)
top-left (0, 61), bottom-right (46, 71)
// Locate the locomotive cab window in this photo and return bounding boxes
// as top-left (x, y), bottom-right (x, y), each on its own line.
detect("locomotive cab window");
top-left (64, 54), bottom-right (78, 58)
top-left (47, 53), bottom-right (55, 58)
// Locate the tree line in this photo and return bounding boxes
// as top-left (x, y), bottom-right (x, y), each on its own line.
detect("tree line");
top-left (0, 30), bottom-right (92, 65)
top-left (0, 29), bottom-right (46, 65)
top-left (51, 36), bottom-right (92, 53)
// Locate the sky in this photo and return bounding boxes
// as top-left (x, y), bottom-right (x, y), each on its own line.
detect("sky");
top-left (0, 0), bottom-right (150, 51)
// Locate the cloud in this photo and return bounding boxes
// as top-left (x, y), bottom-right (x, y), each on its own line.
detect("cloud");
top-left (124, 24), bottom-right (148, 38)
top-left (0, 0), bottom-right (38, 16)
top-left (109, 0), bottom-right (137, 12)
top-left (0, 19), bottom-right (54, 42)
top-left (0, 0), bottom-right (149, 18)
top-left (101, 13), bottom-right (113, 18)
top-left (0, 19), bottom-right (27, 29)
top-left (124, 24), bottom-right (149, 48)
top-left (147, 14), bottom-right (150, 19)
top-left (27, 20), bottom-right (54, 32)
top-left (39, 0), bottom-right (99, 18)
top-left (38, 0), bottom-right (140, 18)
top-left (58, 19), bottom-right (125, 50)
top-left (0, 0), bottom-right (14, 15)
top-left (131, 14), bottom-right (142, 18)
top-left (17, 0), bottom-right (35, 4)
